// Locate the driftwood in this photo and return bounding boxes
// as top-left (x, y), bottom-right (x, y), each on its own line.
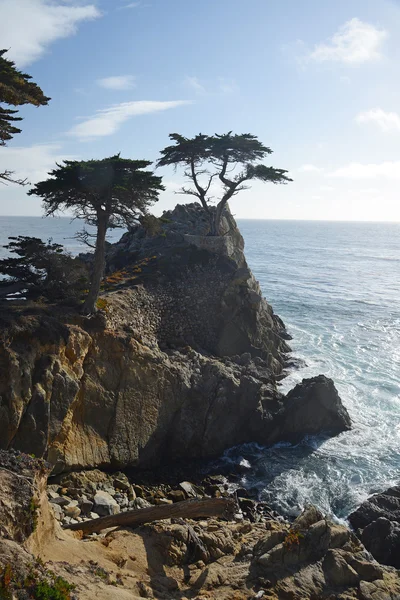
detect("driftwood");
top-left (64, 497), bottom-right (236, 534)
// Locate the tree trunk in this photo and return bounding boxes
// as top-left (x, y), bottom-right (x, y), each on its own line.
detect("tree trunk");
top-left (210, 201), bottom-right (225, 236)
top-left (82, 214), bottom-right (107, 314)
top-left (64, 497), bottom-right (236, 534)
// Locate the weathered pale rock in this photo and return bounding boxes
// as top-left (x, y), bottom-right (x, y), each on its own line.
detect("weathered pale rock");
top-left (93, 491), bottom-right (120, 516)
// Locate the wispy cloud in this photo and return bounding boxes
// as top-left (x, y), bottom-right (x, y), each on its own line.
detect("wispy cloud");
top-left (0, 0), bottom-right (101, 66)
top-left (184, 76), bottom-right (238, 95)
top-left (217, 78), bottom-right (238, 94)
top-left (332, 161), bottom-right (400, 179)
top-left (68, 100), bottom-right (191, 139)
top-left (185, 76), bottom-right (207, 94)
top-left (97, 75), bottom-right (136, 90)
top-left (298, 164), bottom-right (325, 173)
top-left (309, 18), bottom-right (387, 65)
top-left (119, 1), bottom-right (141, 8)
top-left (355, 108), bottom-right (400, 132)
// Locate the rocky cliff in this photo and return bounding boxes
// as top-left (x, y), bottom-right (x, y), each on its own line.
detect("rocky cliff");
top-left (0, 204), bottom-right (350, 473)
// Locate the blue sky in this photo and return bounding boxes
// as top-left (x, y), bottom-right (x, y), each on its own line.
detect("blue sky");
top-left (1, 0), bottom-right (400, 221)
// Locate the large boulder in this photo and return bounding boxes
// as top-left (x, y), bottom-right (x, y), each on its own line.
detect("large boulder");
top-left (349, 486), bottom-right (400, 530)
top-left (269, 375), bottom-right (351, 443)
top-left (360, 518), bottom-right (400, 569)
top-left (349, 486), bottom-right (400, 568)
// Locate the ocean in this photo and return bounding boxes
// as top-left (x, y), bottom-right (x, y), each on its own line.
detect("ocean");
top-left (0, 215), bottom-right (399, 521)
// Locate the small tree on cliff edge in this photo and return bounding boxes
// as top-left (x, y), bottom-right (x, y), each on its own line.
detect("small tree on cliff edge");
top-left (157, 132), bottom-right (292, 235)
top-left (29, 155), bottom-right (164, 314)
top-left (0, 49), bottom-right (50, 184)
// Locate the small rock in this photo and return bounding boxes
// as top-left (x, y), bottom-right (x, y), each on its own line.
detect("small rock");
top-left (132, 485), bottom-right (145, 498)
top-left (154, 498), bottom-right (173, 506)
top-left (50, 496), bottom-right (70, 507)
top-left (51, 503), bottom-right (63, 521)
top-left (80, 499), bottom-right (94, 515)
top-left (93, 491), bottom-right (120, 516)
top-left (113, 473), bottom-right (131, 492)
top-left (134, 497), bottom-right (152, 509)
top-left (179, 481), bottom-right (204, 498)
top-left (167, 490), bottom-right (186, 503)
top-left (48, 490), bottom-right (60, 500)
top-left (64, 504), bottom-right (81, 518)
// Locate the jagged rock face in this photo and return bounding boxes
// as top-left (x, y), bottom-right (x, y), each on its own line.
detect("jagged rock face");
top-left (0, 203), bottom-right (351, 472)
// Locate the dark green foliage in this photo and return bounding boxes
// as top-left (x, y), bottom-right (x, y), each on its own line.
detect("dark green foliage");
top-left (32, 577), bottom-right (74, 600)
top-left (0, 49), bottom-right (50, 183)
top-left (0, 49), bottom-right (50, 145)
top-left (0, 236), bottom-right (89, 303)
top-left (158, 131), bottom-right (292, 234)
top-left (29, 155), bottom-right (164, 313)
top-left (28, 155), bottom-right (163, 226)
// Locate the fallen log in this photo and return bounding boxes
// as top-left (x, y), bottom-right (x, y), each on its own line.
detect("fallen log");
top-left (64, 497), bottom-right (236, 534)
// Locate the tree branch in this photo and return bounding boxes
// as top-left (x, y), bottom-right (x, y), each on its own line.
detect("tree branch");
top-left (190, 159), bottom-right (209, 212)
top-left (0, 170), bottom-right (28, 186)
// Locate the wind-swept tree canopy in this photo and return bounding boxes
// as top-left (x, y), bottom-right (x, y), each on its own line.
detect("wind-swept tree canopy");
top-left (0, 236), bottom-right (88, 302)
top-left (158, 132), bottom-right (292, 235)
top-left (0, 49), bottom-right (50, 183)
top-left (29, 155), bottom-right (164, 313)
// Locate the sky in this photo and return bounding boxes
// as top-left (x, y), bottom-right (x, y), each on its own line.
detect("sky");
top-left (1, 0), bottom-right (400, 221)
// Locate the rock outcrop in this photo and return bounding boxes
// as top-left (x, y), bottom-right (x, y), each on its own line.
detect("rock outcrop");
top-left (0, 203), bottom-right (350, 473)
top-left (349, 486), bottom-right (400, 568)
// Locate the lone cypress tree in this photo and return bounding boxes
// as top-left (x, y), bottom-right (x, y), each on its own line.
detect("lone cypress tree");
top-left (0, 49), bottom-right (50, 183)
top-left (158, 132), bottom-right (292, 235)
top-left (29, 155), bottom-right (164, 314)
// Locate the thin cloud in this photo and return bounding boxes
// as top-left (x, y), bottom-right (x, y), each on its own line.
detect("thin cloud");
top-left (0, 0), bottom-right (101, 66)
top-left (68, 100), bottom-right (191, 139)
top-left (309, 18), bottom-right (387, 65)
top-left (218, 78), bottom-right (238, 94)
top-left (298, 164), bottom-right (325, 173)
top-left (332, 161), bottom-right (400, 179)
top-left (185, 76), bottom-right (207, 94)
top-left (184, 76), bottom-right (238, 95)
top-left (119, 1), bottom-right (141, 8)
top-left (355, 108), bottom-right (400, 132)
top-left (97, 75), bottom-right (136, 90)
